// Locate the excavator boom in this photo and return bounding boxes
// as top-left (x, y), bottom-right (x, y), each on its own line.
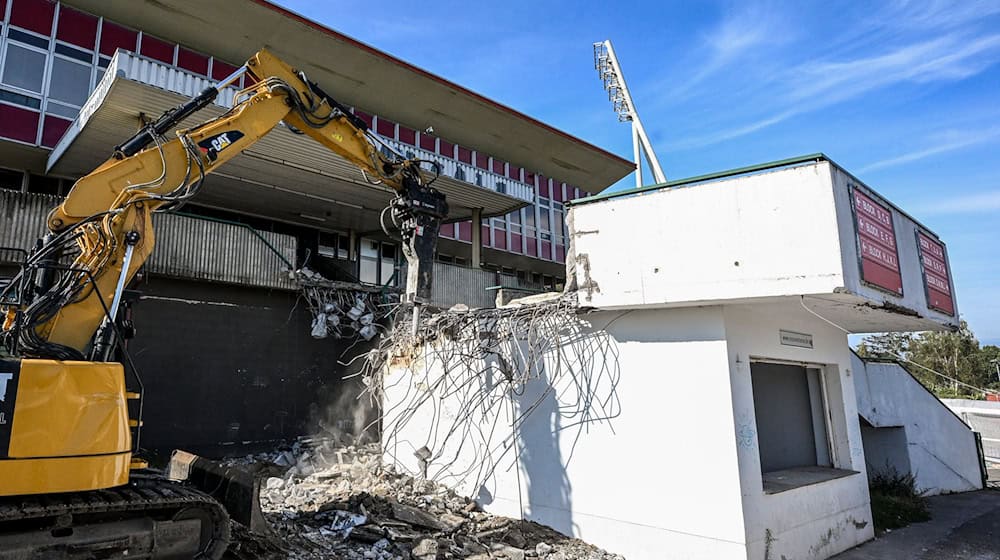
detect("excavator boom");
top-left (0, 48), bottom-right (448, 559)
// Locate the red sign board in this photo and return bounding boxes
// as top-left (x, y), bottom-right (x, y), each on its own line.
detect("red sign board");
top-left (917, 232), bottom-right (955, 316)
top-left (851, 187), bottom-right (903, 295)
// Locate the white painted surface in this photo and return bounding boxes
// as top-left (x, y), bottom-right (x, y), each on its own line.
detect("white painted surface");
top-left (854, 357), bottom-right (983, 494)
top-left (385, 307), bottom-right (749, 559)
top-left (383, 301), bottom-right (875, 559)
top-left (724, 302), bottom-right (874, 559)
top-left (569, 161), bottom-right (958, 332)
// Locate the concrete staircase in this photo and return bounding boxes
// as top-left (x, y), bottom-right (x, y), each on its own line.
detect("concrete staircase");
top-left (852, 353), bottom-right (985, 495)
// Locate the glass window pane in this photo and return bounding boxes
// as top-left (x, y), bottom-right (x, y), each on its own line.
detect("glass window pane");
top-left (48, 58), bottom-right (91, 106)
top-left (359, 258), bottom-right (377, 284)
top-left (360, 239), bottom-right (378, 258)
top-left (2, 44), bottom-right (47, 93)
top-left (381, 261), bottom-right (395, 285)
top-left (45, 102), bottom-right (78, 119)
top-left (0, 89), bottom-right (41, 109)
top-left (55, 43), bottom-right (93, 64)
top-left (8, 29), bottom-right (49, 50)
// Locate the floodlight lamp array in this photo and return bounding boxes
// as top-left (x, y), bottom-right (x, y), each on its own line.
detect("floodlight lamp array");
top-left (593, 42), bottom-right (632, 123)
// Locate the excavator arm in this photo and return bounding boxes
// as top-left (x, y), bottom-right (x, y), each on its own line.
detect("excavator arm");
top-left (2, 48), bottom-right (446, 360)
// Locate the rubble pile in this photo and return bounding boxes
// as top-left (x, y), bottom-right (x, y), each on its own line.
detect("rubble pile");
top-left (225, 439), bottom-right (623, 560)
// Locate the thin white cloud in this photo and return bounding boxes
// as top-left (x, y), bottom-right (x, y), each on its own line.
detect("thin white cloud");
top-left (909, 190), bottom-right (1000, 216)
top-left (885, 0), bottom-right (1000, 30)
top-left (666, 3), bottom-right (792, 98)
top-left (859, 127), bottom-right (1000, 172)
top-left (670, 32), bottom-right (1000, 150)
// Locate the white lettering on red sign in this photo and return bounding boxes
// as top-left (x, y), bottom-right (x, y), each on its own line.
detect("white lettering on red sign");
top-left (918, 235), bottom-right (945, 260)
top-left (852, 187), bottom-right (903, 294)
top-left (860, 238), bottom-right (900, 271)
top-left (917, 231), bottom-right (954, 315)
top-left (855, 192), bottom-right (893, 228)
top-left (857, 214), bottom-right (897, 250)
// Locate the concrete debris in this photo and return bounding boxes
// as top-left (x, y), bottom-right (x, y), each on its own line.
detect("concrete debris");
top-left (225, 438), bottom-right (623, 560)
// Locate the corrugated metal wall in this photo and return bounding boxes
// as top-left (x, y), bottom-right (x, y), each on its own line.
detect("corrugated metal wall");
top-left (148, 213), bottom-right (296, 290)
top-left (0, 191), bottom-right (296, 290)
top-left (0, 190), bottom-right (58, 259)
top-left (432, 261), bottom-right (497, 308)
top-left (431, 261), bottom-right (546, 308)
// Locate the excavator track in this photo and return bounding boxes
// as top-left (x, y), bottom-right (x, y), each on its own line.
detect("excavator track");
top-left (0, 475), bottom-right (230, 559)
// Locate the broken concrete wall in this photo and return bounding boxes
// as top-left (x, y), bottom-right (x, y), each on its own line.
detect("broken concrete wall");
top-left (130, 276), bottom-right (378, 456)
top-left (383, 306), bottom-right (750, 560)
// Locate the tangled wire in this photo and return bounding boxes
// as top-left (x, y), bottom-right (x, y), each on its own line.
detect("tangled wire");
top-left (354, 292), bottom-right (622, 495)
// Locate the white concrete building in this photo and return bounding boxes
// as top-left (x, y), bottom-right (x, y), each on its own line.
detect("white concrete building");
top-left (382, 155), bottom-right (977, 560)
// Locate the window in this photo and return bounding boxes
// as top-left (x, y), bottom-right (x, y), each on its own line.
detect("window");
top-left (508, 210), bottom-right (522, 234)
top-left (751, 363), bottom-right (832, 475)
top-left (0, 89), bottom-right (41, 109)
top-left (2, 43), bottom-right (47, 93)
top-left (0, 168), bottom-right (24, 191)
top-left (380, 243), bottom-right (397, 286)
top-left (358, 238), bottom-right (398, 286)
top-left (318, 231), bottom-right (350, 260)
top-left (48, 57), bottom-right (91, 106)
top-left (27, 174), bottom-right (63, 196)
top-left (359, 239), bottom-right (379, 284)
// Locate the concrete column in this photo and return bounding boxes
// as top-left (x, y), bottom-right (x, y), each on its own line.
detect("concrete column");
top-left (471, 208), bottom-right (482, 268)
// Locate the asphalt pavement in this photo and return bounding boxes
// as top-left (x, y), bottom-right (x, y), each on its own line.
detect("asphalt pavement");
top-left (833, 489), bottom-right (1000, 560)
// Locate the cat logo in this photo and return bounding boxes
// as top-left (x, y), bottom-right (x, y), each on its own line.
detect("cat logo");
top-left (211, 133), bottom-right (232, 152)
top-left (197, 130), bottom-right (245, 162)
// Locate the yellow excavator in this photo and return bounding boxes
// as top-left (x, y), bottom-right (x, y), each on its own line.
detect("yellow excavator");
top-left (0, 48), bottom-right (447, 558)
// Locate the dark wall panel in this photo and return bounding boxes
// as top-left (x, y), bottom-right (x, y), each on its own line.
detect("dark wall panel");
top-left (127, 276), bottom-right (377, 457)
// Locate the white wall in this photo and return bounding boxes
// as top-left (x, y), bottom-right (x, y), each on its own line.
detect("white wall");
top-left (383, 300), bottom-right (880, 560)
top-left (384, 306), bottom-right (751, 560)
top-left (854, 357), bottom-right (983, 495)
top-left (723, 301), bottom-right (874, 559)
top-left (570, 163), bottom-right (846, 309)
top-left (569, 161), bottom-right (959, 332)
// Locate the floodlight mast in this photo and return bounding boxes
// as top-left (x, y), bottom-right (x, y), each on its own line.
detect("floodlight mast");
top-left (593, 40), bottom-right (666, 188)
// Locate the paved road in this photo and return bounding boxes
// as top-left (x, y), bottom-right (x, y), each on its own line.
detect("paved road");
top-left (834, 490), bottom-right (1000, 560)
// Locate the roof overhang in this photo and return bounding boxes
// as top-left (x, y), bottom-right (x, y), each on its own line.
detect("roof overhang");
top-left (63, 0), bottom-right (634, 192)
top-left (47, 52), bottom-right (528, 233)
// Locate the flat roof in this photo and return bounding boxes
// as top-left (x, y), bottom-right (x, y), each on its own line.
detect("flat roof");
top-left (63, 0), bottom-right (634, 192)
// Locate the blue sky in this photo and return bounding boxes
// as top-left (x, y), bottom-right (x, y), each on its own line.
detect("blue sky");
top-left (277, 0), bottom-right (1000, 344)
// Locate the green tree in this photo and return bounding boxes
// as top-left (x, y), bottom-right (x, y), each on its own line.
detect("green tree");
top-left (856, 331), bottom-right (913, 360)
top-left (857, 321), bottom-right (999, 399)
